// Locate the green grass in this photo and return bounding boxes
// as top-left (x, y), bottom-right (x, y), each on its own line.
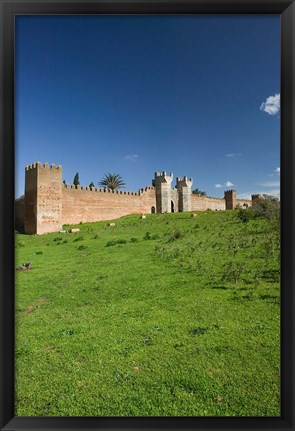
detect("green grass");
top-left (15, 210), bottom-right (280, 416)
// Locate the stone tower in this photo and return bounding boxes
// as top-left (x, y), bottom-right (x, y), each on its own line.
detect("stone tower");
top-left (251, 194), bottom-right (263, 204)
top-left (153, 171), bottom-right (173, 213)
top-left (24, 162), bottom-right (63, 234)
top-left (224, 189), bottom-right (237, 210)
top-left (176, 176), bottom-right (193, 212)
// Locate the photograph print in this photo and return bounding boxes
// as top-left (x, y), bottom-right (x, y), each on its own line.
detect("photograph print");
top-left (15, 14), bottom-right (280, 416)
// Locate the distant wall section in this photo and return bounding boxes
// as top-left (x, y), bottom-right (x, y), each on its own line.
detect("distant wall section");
top-left (191, 195), bottom-right (226, 211)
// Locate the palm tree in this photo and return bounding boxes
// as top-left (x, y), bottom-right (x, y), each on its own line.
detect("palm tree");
top-left (98, 173), bottom-right (126, 191)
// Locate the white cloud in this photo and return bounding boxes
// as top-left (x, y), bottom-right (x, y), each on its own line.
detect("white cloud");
top-left (275, 167), bottom-right (280, 174)
top-left (125, 154), bottom-right (139, 162)
top-left (238, 189), bottom-right (280, 200)
top-left (260, 93), bottom-right (280, 115)
top-left (226, 153), bottom-right (242, 158)
top-left (237, 192), bottom-right (252, 200)
top-left (214, 181), bottom-right (234, 188)
top-left (258, 180), bottom-right (280, 187)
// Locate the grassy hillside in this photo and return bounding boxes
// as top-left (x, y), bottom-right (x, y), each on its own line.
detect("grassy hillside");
top-left (15, 210), bottom-right (280, 416)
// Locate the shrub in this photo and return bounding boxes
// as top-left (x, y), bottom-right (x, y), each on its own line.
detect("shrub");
top-left (73, 236), bottom-right (84, 242)
top-left (167, 229), bottom-right (183, 242)
top-left (189, 327), bottom-right (209, 336)
top-left (117, 239), bottom-right (127, 244)
top-left (237, 208), bottom-right (255, 223)
top-left (53, 236), bottom-right (62, 242)
top-left (77, 245), bottom-right (87, 251)
top-left (106, 239), bottom-right (127, 247)
top-left (144, 232), bottom-right (159, 240)
top-left (144, 232), bottom-right (152, 240)
top-left (252, 196), bottom-right (280, 229)
top-left (130, 237), bottom-right (139, 243)
top-left (221, 260), bottom-right (245, 286)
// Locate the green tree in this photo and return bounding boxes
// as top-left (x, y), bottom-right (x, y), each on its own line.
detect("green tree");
top-left (73, 172), bottom-right (80, 188)
top-left (192, 188), bottom-right (207, 196)
top-left (252, 194), bottom-right (280, 222)
top-left (98, 173), bottom-right (126, 191)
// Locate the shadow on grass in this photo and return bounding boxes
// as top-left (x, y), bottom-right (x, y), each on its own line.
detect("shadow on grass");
top-left (210, 285), bottom-right (227, 290)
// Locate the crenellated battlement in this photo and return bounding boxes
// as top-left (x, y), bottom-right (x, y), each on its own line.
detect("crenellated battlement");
top-left (26, 162), bottom-right (62, 171)
top-left (62, 183), bottom-right (149, 196)
top-left (176, 176), bottom-right (193, 183)
top-left (154, 171), bottom-right (173, 183)
top-left (176, 176), bottom-right (193, 189)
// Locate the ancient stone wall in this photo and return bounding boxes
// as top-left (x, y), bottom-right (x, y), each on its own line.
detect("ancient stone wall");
top-left (62, 186), bottom-right (156, 225)
top-left (19, 162), bottom-right (256, 234)
top-left (191, 195), bottom-right (226, 211)
top-left (236, 198), bottom-right (252, 207)
top-left (176, 176), bottom-right (193, 212)
top-left (171, 189), bottom-right (179, 213)
top-left (154, 171), bottom-right (173, 213)
top-left (224, 190), bottom-right (237, 210)
top-left (25, 163), bottom-right (63, 235)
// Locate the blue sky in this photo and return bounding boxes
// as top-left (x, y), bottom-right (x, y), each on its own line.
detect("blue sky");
top-left (15, 15), bottom-right (280, 199)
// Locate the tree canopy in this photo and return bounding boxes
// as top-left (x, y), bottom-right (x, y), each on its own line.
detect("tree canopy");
top-left (73, 173), bottom-right (80, 187)
top-left (98, 173), bottom-right (126, 191)
top-left (192, 188), bottom-right (207, 196)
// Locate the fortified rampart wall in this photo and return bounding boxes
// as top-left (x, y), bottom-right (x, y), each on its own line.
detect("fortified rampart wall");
top-left (236, 198), bottom-right (252, 207)
top-left (15, 162), bottom-right (254, 234)
top-left (191, 195), bottom-right (226, 211)
top-left (62, 186), bottom-right (156, 225)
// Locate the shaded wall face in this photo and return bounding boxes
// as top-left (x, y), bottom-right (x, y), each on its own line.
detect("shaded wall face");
top-left (191, 195), bottom-right (226, 211)
top-left (171, 189), bottom-right (179, 213)
top-left (24, 168), bottom-right (38, 234)
top-left (36, 167), bottom-right (62, 234)
top-left (61, 187), bottom-right (156, 225)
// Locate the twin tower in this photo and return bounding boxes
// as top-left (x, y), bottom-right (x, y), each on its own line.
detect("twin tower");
top-left (153, 171), bottom-right (193, 214)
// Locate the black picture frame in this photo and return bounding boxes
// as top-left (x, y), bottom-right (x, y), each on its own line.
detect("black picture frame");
top-left (1, 1), bottom-right (294, 430)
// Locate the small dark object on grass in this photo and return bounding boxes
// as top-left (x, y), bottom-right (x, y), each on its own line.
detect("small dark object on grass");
top-left (77, 245), bottom-right (87, 251)
top-left (106, 239), bottom-right (127, 247)
top-left (16, 263), bottom-right (32, 272)
top-left (35, 251), bottom-right (43, 255)
top-left (189, 327), bottom-right (209, 336)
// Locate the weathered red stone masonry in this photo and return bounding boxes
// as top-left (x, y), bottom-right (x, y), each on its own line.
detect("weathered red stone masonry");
top-left (15, 162), bottom-right (253, 234)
